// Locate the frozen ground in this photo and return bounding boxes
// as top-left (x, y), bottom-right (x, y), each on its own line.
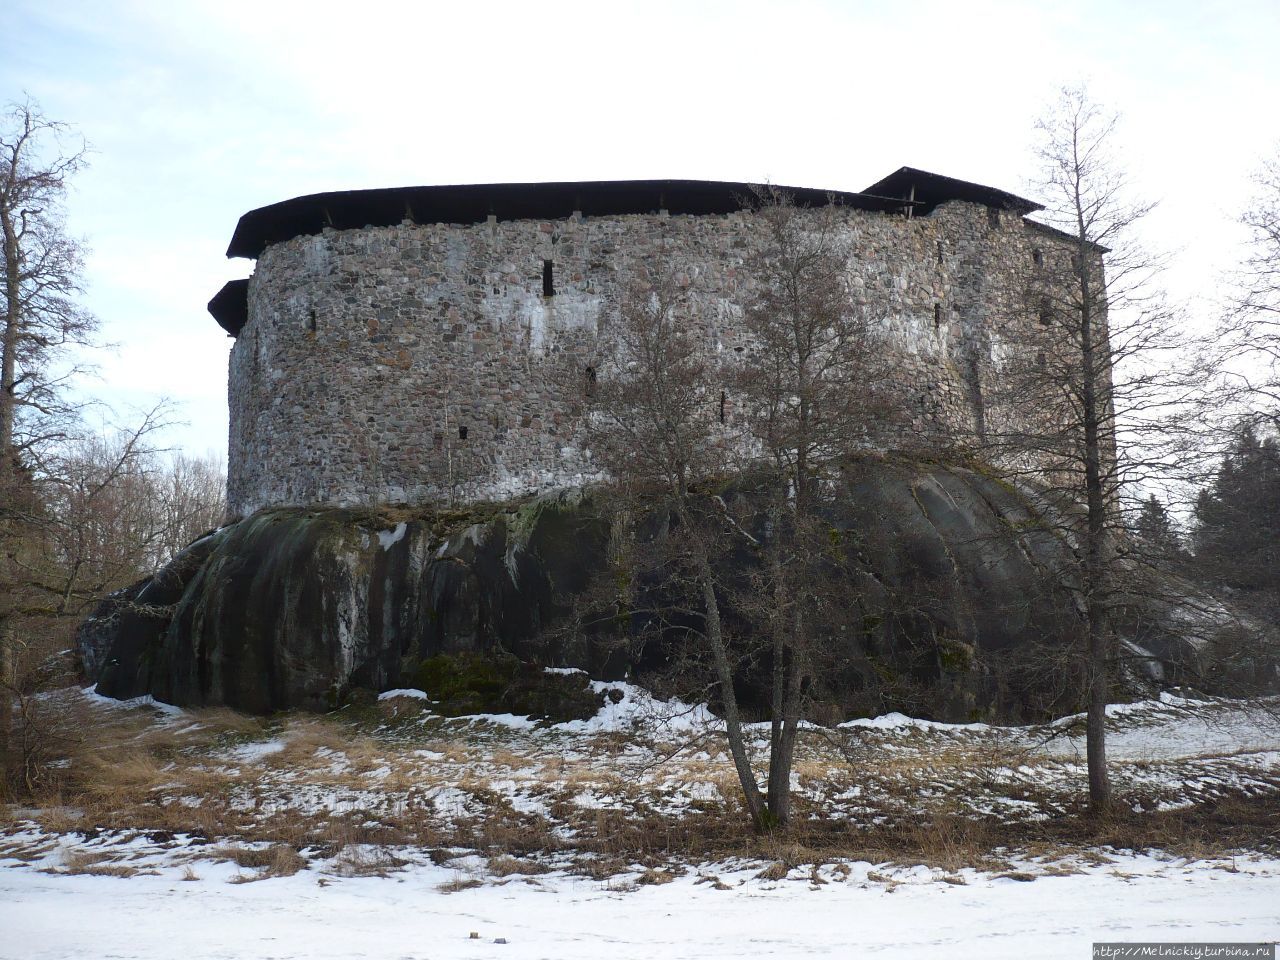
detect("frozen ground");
top-left (2, 685), bottom-right (1279, 958)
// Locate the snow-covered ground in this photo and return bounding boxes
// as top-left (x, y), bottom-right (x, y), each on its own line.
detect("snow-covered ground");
top-left (3, 841), bottom-right (1278, 960)
top-left (3, 685), bottom-right (1279, 958)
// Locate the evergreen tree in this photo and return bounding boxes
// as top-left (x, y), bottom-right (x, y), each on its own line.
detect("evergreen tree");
top-left (1134, 494), bottom-right (1186, 566)
top-left (1192, 424), bottom-right (1280, 596)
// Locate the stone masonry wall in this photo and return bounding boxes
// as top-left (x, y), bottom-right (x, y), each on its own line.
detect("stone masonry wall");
top-left (227, 200), bottom-right (1079, 517)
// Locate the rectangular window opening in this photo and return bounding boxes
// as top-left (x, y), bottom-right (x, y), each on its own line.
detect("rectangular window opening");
top-left (308, 309), bottom-right (317, 334)
top-left (542, 260), bottom-right (555, 297)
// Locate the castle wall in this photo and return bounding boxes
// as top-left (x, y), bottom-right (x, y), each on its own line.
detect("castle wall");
top-left (227, 201), bottom-right (1076, 517)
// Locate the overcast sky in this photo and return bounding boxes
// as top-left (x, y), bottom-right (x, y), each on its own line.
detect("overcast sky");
top-left (5, 0), bottom-right (1279, 457)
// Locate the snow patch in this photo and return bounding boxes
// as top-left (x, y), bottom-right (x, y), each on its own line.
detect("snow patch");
top-left (225, 739), bottom-right (287, 762)
top-left (81, 686), bottom-right (185, 718)
top-left (378, 688), bottom-right (431, 702)
top-left (376, 522), bottom-right (407, 550)
top-left (559, 681), bottom-right (718, 734)
top-left (839, 712), bottom-right (991, 732)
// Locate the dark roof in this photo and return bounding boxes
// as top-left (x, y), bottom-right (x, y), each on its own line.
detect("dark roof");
top-left (208, 279), bottom-right (248, 337)
top-left (225, 179), bottom-right (917, 259)
top-left (212, 169), bottom-right (1051, 335)
top-left (861, 166), bottom-right (1042, 216)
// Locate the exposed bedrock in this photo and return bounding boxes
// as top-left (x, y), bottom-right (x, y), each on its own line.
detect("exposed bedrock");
top-left (83, 459), bottom-right (1231, 721)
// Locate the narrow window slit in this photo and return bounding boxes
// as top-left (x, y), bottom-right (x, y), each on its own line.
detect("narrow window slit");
top-left (542, 260), bottom-right (555, 297)
top-left (719, 390), bottom-right (727, 424)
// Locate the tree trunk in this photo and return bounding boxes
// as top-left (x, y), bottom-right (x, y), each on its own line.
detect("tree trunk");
top-left (766, 629), bottom-right (785, 824)
top-left (700, 572), bottom-right (767, 832)
top-left (1084, 603), bottom-right (1110, 812)
top-left (0, 620), bottom-right (13, 774)
top-left (1, 191), bottom-right (22, 774)
top-left (1, 193), bottom-right (21, 467)
top-left (767, 605), bottom-right (805, 827)
top-left (765, 543), bottom-right (790, 830)
top-left (1077, 228), bottom-right (1112, 814)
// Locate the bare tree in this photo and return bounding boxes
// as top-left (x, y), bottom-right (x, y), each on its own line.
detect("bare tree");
top-left (983, 87), bottom-right (1210, 813)
top-left (150, 451), bottom-right (227, 561)
top-left (1, 98), bottom-right (95, 482)
top-left (35, 410), bottom-right (227, 620)
top-left (576, 272), bottom-right (774, 829)
top-left (1, 98), bottom-right (93, 770)
top-left (1, 415), bottom-right (226, 794)
top-left (730, 188), bottom-right (906, 827)
top-left (0, 99), bottom-right (230, 793)
top-left (579, 191), bottom-right (902, 831)
top-left (1221, 152), bottom-right (1280, 419)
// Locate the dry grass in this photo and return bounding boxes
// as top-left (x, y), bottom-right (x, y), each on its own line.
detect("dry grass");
top-left (637, 866), bottom-right (677, 885)
top-left (438, 874), bottom-right (485, 893)
top-left (327, 845), bottom-right (407, 878)
top-left (182, 707), bottom-right (268, 740)
top-left (32, 805), bottom-right (84, 834)
top-left (215, 843), bottom-right (307, 879)
top-left (993, 870), bottom-right (1037, 882)
top-left (53, 848), bottom-right (144, 878)
top-left (755, 861), bottom-right (789, 881)
top-left (79, 751), bottom-right (172, 798)
top-left (0, 837), bottom-right (57, 862)
top-left (487, 854), bottom-right (550, 877)
top-left (575, 855), bottom-right (629, 881)
top-left (6, 689), bottom-right (1278, 881)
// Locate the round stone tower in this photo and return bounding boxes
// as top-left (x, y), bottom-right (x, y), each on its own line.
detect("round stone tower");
top-left (208, 170), bottom-right (1073, 518)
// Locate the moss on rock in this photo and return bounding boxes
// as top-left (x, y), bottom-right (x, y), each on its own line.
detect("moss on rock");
top-left (409, 652), bottom-right (603, 724)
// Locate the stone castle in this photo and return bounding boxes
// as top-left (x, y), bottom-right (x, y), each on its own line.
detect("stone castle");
top-left (208, 168), bottom-right (1082, 518)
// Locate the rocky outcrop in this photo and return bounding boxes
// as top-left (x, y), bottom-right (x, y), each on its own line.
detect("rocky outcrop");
top-left (91, 489), bottom-right (610, 712)
top-left (84, 459), bottom-right (1219, 721)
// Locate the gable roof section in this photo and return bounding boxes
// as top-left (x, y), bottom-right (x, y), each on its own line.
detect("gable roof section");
top-left (861, 166), bottom-right (1042, 216)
